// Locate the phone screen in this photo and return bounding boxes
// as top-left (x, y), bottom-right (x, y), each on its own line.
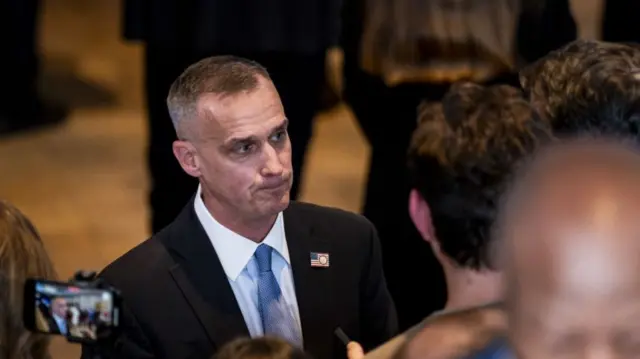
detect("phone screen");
top-left (24, 279), bottom-right (118, 342)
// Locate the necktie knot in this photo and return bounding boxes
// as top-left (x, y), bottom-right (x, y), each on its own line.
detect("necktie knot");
top-left (255, 244), bottom-right (273, 273)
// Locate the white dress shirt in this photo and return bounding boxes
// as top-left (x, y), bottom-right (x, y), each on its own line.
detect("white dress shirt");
top-left (194, 185), bottom-right (302, 338)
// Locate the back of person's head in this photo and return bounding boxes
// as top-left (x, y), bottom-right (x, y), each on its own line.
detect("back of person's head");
top-left (0, 201), bottom-right (57, 359)
top-left (407, 82), bottom-right (551, 270)
top-left (520, 39), bottom-right (640, 136)
top-left (215, 337), bottom-right (312, 359)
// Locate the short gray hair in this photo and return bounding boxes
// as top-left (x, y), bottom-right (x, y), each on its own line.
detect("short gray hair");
top-left (166, 55), bottom-right (271, 138)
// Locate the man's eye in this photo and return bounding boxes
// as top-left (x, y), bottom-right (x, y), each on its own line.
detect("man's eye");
top-left (614, 332), bottom-right (640, 354)
top-left (234, 143), bottom-right (254, 154)
top-left (270, 130), bottom-right (286, 142)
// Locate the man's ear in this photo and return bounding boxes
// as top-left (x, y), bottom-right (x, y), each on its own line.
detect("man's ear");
top-left (172, 140), bottom-right (201, 178)
top-left (408, 189), bottom-right (436, 245)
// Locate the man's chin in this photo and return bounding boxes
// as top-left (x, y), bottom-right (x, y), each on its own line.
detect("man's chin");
top-left (274, 192), bottom-right (291, 211)
top-left (257, 192), bottom-right (290, 215)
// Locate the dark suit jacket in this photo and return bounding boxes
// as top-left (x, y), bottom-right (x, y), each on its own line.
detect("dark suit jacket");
top-left (81, 200), bottom-right (397, 359)
top-left (603, 0), bottom-right (640, 43)
top-left (122, 0), bottom-right (341, 54)
top-left (47, 316), bottom-right (63, 335)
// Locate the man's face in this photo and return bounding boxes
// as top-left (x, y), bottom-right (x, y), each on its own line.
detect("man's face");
top-left (498, 141), bottom-right (640, 359)
top-left (178, 78), bottom-right (292, 220)
top-left (511, 282), bottom-right (640, 359)
top-left (507, 214), bottom-right (640, 359)
top-left (52, 298), bottom-right (68, 318)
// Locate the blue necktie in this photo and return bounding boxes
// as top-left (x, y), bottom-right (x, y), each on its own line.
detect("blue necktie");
top-left (254, 244), bottom-right (303, 347)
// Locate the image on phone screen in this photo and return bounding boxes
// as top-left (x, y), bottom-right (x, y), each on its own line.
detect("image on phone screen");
top-left (27, 280), bottom-right (115, 342)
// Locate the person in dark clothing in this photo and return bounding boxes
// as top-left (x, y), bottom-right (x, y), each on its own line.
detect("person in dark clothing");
top-left (602, 0), bottom-right (640, 43)
top-left (123, 0), bottom-right (341, 233)
top-left (0, 0), bottom-right (66, 136)
top-left (80, 56), bottom-right (397, 359)
top-left (340, 0), bottom-right (577, 331)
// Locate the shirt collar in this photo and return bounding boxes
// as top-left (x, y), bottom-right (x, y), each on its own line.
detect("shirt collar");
top-left (194, 185), bottom-right (290, 281)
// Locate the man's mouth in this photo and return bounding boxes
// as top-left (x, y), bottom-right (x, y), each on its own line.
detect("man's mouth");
top-left (262, 181), bottom-right (288, 191)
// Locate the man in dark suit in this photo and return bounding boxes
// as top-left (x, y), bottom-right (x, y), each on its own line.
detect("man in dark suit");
top-left (47, 297), bottom-right (68, 336)
top-left (81, 56), bottom-right (397, 359)
top-left (123, 0), bottom-right (341, 233)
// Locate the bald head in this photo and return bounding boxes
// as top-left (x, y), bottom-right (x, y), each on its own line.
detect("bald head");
top-left (497, 138), bottom-right (640, 358)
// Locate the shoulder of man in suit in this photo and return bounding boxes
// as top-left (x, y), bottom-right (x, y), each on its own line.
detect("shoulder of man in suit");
top-left (286, 201), bottom-right (375, 233)
top-left (287, 201), bottom-right (368, 221)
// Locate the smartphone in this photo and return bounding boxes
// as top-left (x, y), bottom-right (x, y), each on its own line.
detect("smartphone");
top-left (23, 278), bottom-right (121, 343)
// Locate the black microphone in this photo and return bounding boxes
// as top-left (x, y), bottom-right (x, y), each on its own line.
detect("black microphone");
top-left (334, 327), bottom-right (351, 346)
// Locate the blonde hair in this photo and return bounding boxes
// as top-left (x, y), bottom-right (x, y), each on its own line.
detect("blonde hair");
top-left (0, 201), bottom-right (57, 359)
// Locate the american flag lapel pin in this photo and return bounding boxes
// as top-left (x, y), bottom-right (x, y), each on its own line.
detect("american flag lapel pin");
top-left (310, 252), bottom-right (330, 268)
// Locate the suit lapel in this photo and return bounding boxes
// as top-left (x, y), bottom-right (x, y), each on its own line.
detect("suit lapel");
top-left (164, 199), bottom-right (250, 348)
top-left (284, 203), bottom-right (336, 359)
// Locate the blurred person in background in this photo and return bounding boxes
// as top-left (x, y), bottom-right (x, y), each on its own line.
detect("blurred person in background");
top-left (122, 0), bottom-right (342, 233)
top-left (0, 200), bottom-right (57, 359)
top-left (215, 337), bottom-right (313, 359)
top-left (0, 0), bottom-right (67, 136)
top-left (466, 138), bottom-right (640, 359)
top-left (340, 0), bottom-right (577, 330)
top-left (602, 0), bottom-right (640, 43)
top-left (348, 83), bottom-right (551, 359)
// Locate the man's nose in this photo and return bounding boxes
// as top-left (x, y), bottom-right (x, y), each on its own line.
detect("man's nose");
top-left (261, 145), bottom-right (284, 176)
